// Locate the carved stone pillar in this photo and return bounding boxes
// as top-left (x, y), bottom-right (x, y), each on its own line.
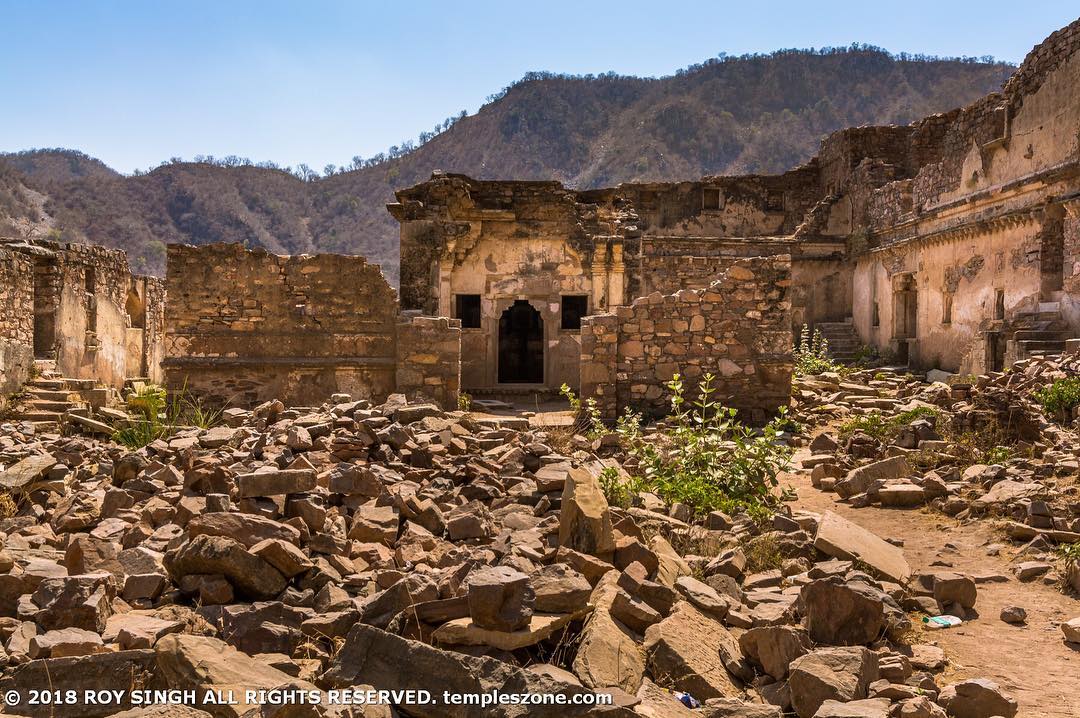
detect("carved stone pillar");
top-left (608, 241), bottom-right (625, 308)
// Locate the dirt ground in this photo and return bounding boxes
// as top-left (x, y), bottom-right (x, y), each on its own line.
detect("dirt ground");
top-left (783, 444), bottom-right (1080, 717)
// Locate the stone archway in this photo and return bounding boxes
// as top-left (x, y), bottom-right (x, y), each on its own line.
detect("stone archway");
top-left (498, 300), bottom-right (543, 383)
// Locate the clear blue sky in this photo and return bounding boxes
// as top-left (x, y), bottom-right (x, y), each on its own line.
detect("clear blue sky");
top-left (2, 1), bottom-right (1076, 175)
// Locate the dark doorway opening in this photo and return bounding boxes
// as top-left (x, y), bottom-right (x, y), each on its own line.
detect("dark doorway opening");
top-left (32, 259), bottom-right (58, 359)
top-left (498, 300), bottom-right (543, 383)
top-left (987, 332), bottom-right (1006, 373)
top-left (892, 274), bottom-right (917, 340)
top-left (1039, 204), bottom-right (1065, 300)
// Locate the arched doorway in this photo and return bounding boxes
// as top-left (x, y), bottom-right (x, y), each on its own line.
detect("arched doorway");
top-left (498, 300), bottom-right (543, 383)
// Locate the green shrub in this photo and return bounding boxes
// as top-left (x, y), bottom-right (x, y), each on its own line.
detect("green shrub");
top-left (838, 406), bottom-right (939, 443)
top-left (1057, 541), bottom-right (1080, 568)
top-left (1034, 377), bottom-right (1080, 422)
top-left (112, 384), bottom-right (222, 449)
top-left (560, 383), bottom-right (605, 439)
top-left (598, 465), bottom-right (645, 509)
top-left (794, 324), bottom-right (842, 376)
top-left (618, 373), bottom-right (792, 521)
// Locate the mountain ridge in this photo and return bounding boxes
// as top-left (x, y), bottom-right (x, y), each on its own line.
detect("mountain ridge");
top-left (0, 47), bottom-right (1017, 281)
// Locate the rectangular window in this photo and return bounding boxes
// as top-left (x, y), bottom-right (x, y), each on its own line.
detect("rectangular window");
top-left (766, 190), bottom-right (784, 211)
top-left (942, 293), bottom-right (953, 325)
top-left (454, 294), bottom-right (481, 329)
top-left (561, 295), bottom-right (589, 330)
top-left (872, 301), bottom-right (880, 327)
top-left (702, 188), bottom-right (721, 211)
top-left (994, 289), bottom-right (1005, 320)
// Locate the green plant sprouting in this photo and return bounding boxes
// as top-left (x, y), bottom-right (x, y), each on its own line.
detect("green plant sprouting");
top-left (112, 383), bottom-right (223, 449)
top-left (794, 324), bottom-right (844, 376)
top-left (614, 373), bottom-right (792, 522)
top-left (1034, 377), bottom-right (1080, 423)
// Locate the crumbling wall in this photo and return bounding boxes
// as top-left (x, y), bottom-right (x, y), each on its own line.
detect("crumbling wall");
top-left (581, 256), bottom-right (793, 423)
top-left (163, 243), bottom-right (399, 407)
top-left (390, 174), bottom-right (625, 392)
top-left (1062, 199), bottom-right (1080, 332)
top-left (0, 240), bottom-right (163, 389)
top-left (0, 248), bottom-right (34, 394)
top-left (638, 239), bottom-right (851, 330)
top-left (396, 314), bottom-right (461, 409)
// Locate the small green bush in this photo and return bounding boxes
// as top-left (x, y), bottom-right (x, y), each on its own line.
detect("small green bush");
top-left (618, 373), bottom-right (792, 521)
top-left (794, 324), bottom-right (842, 376)
top-left (598, 465), bottom-right (645, 509)
top-left (560, 383), bottom-right (605, 439)
top-left (112, 384), bottom-right (222, 449)
top-left (838, 406), bottom-right (939, 443)
top-left (1034, 377), bottom-right (1080, 422)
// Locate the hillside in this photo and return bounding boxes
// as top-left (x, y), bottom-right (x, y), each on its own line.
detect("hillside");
top-left (0, 48), bottom-right (1016, 281)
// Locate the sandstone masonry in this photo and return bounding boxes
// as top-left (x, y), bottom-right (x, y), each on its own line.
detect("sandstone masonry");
top-left (581, 256), bottom-right (793, 421)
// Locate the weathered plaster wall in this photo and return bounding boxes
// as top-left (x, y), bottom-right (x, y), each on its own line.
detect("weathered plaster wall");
top-left (581, 256), bottom-right (793, 423)
top-left (163, 244), bottom-right (399, 407)
top-left (0, 240), bottom-right (164, 390)
top-left (391, 175), bottom-right (626, 392)
top-left (853, 217), bottom-right (1044, 372)
top-left (0, 248), bottom-right (34, 394)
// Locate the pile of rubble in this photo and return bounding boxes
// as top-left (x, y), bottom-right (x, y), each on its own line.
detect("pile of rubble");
top-left (795, 352), bottom-right (1080, 628)
top-left (0, 389), bottom-right (1025, 718)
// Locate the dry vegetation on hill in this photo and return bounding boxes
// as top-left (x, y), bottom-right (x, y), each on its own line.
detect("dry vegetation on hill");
top-left (0, 48), bottom-right (1014, 280)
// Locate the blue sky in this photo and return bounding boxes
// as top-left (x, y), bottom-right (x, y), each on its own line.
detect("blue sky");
top-left (2, 1), bottom-right (1076, 174)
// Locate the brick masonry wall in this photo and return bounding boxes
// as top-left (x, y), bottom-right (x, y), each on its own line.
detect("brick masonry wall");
top-left (163, 243), bottom-right (399, 407)
top-left (0, 247), bottom-right (34, 394)
top-left (581, 256), bottom-right (793, 423)
top-left (395, 314), bottom-right (461, 409)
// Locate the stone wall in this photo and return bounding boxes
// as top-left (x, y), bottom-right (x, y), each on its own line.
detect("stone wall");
top-left (163, 243), bottom-right (399, 407)
top-left (395, 314), bottom-right (461, 409)
top-left (581, 256), bottom-right (793, 423)
top-left (0, 247), bottom-right (34, 394)
top-left (0, 239), bottom-right (164, 390)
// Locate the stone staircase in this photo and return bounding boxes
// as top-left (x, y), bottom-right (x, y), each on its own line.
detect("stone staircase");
top-left (12, 360), bottom-right (94, 432)
top-left (1010, 295), bottom-right (1071, 361)
top-left (813, 320), bottom-right (863, 362)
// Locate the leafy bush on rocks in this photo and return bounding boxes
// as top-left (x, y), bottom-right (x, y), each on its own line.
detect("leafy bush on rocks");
top-left (794, 324), bottom-right (843, 376)
top-left (1034, 377), bottom-right (1080, 422)
top-left (618, 373), bottom-right (792, 521)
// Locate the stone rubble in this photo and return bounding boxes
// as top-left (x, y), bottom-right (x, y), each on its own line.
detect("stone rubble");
top-left (0, 375), bottom-right (1042, 717)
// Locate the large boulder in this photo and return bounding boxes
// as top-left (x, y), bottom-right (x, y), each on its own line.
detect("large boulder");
top-left (813, 512), bottom-right (910, 583)
top-left (800, 579), bottom-right (885, 646)
top-left (235, 469), bottom-right (316, 497)
top-left (787, 647), bottom-right (879, 718)
top-left (164, 535), bottom-right (287, 600)
top-left (186, 513), bottom-right (300, 548)
top-left (738, 625), bottom-right (810, 679)
top-left (322, 623), bottom-right (635, 717)
top-left (0, 650), bottom-right (160, 718)
top-left (559, 467), bottom-right (615, 557)
top-left (466, 566), bottom-right (535, 632)
top-left (30, 574), bottom-right (115, 633)
top-left (155, 634), bottom-right (310, 718)
top-left (572, 571), bottom-right (645, 694)
top-left (835, 457), bottom-right (910, 499)
top-left (938, 679), bottom-right (1018, 718)
top-left (643, 602), bottom-right (746, 701)
top-left (531, 564), bottom-right (592, 613)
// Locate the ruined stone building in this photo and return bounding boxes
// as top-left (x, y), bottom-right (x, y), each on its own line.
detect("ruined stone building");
top-left (0, 238), bottom-right (164, 395)
top-left (2, 19), bottom-right (1078, 423)
top-left (389, 18), bottom-right (1080, 418)
top-left (388, 172), bottom-right (839, 403)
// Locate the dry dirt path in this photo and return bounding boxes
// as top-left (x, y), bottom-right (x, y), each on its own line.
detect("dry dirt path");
top-left (783, 444), bottom-right (1080, 717)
